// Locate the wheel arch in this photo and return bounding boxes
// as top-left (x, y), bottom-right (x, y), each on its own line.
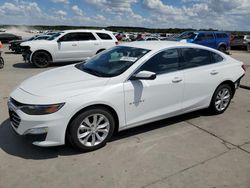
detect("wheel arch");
top-left (217, 43), bottom-right (227, 50)
top-left (30, 49), bottom-right (53, 63)
top-left (216, 80), bottom-right (235, 97)
top-left (96, 49), bottom-right (106, 54)
top-left (65, 104), bottom-right (120, 142)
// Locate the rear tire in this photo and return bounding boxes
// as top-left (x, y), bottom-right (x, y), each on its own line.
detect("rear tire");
top-left (67, 107), bottom-right (115, 152)
top-left (218, 45), bottom-right (226, 53)
top-left (32, 51), bottom-right (51, 68)
top-left (209, 84), bottom-right (232, 114)
top-left (0, 57), bottom-right (4, 69)
top-left (247, 43), bottom-right (250, 53)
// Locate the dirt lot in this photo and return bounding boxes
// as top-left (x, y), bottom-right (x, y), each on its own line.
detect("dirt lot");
top-left (0, 46), bottom-right (250, 188)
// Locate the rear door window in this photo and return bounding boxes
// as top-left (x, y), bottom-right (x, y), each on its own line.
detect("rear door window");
top-left (180, 48), bottom-right (211, 69)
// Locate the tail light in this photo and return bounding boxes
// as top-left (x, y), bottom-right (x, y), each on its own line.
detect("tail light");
top-left (115, 41), bottom-right (119, 45)
top-left (241, 64), bottom-right (247, 72)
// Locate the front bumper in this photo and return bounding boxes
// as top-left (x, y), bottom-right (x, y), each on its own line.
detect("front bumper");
top-left (7, 98), bottom-right (68, 147)
top-left (22, 50), bottom-right (32, 63)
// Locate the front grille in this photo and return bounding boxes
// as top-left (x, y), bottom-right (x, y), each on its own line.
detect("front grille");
top-left (9, 109), bottom-right (21, 128)
top-left (10, 97), bottom-right (25, 107)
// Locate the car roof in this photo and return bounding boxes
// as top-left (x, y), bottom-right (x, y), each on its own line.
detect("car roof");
top-left (62, 29), bottom-right (113, 34)
top-left (120, 41), bottom-right (209, 51)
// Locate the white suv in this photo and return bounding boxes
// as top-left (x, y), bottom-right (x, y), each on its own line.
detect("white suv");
top-left (21, 30), bottom-right (118, 68)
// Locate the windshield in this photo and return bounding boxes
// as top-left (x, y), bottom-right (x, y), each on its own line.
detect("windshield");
top-left (178, 32), bottom-right (197, 39)
top-left (47, 32), bottom-right (63, 41)
top-left (76, 46), bottom-right (150, 77)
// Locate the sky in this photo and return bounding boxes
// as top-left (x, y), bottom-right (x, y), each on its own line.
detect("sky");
top-left (0, 0), bottom-right (250, 31)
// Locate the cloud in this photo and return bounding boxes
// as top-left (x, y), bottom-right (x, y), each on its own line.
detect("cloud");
top-left (142, 0), bottom-right (250, 30)
top-left (51, 0), bottom-right (69, 4)
top-left (72, 5), bottom-right (84, 16)
top-left (85, 0), bottom-right (137, 13)
top-left (55, 10), bottom-right (67, 17)
top-left (0, 0), bottom-right (250, 30)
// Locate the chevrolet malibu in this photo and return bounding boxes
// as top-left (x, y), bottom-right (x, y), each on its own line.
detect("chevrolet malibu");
top-left (8, 41), bottom-right (246, 151)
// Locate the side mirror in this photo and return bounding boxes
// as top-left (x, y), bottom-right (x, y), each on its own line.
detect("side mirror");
top-left (130, 71), bottom-right (156, 80)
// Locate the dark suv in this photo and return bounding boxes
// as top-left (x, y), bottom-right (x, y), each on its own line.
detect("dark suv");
top-left (172, 31), bottom-right (230, 52)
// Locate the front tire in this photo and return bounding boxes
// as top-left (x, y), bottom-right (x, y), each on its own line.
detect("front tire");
top-left (32, 51), bottom-right (51, 68)
top-left (209, 84), bottom-right (232, 114)
top-left (67, 107), bottom-right (115, 152)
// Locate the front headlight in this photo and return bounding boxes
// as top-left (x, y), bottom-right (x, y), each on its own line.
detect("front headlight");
top-left (20, 103), bottom-right (65, 115)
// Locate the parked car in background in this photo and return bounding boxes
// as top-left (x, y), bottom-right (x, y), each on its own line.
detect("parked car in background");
top-left (171, 31), bottom-right (230, 52)
top-left (0, 33), bottom-right (22, 43)
top-left (9, 34), bottom-right (57, 53)
top-left (8, 41), bottom-right (245, 151)
top-left (137, 37), bottom-right (160, 41)
top-left (21, 30), bottom-right (118, 68)
top-left (243, 35), bottom-right (250, 52)
top-left (230, 35), bottom-right (246, 49)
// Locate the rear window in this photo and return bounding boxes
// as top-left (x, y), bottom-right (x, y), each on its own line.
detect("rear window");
top-left (96, 33), bottom-right (113, 40)
top-left (197, 33), bottom-right (214, 40)
top-left (216, 33), bottom-right (228, 38)
top-left (211, 52), bottom-right (224, 63)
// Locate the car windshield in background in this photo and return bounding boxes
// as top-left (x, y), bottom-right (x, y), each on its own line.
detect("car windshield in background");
top-left (178, 32), bottom-right (197, 39)
top-left (76, 46), bottom-right (150, 77)
top-left (47, 32), bottom-right (63, 41)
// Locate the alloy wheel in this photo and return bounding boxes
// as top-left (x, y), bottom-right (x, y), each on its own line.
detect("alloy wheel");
top-left (215, 88), bottom-right (231, 112)
top-left (77, 113), bottom-right (110, 147)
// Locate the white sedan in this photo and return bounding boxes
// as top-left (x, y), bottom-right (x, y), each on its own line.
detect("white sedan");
top-left (8, 41), bottom-right (246, 151)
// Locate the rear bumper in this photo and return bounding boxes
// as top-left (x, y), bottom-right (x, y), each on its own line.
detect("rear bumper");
top-left (235, 74), bottom-right (245, 89)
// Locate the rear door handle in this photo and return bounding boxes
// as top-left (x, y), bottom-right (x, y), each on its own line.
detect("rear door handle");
top-left (94, 43), bottom-right (99, 45)
top-left (72, 44), bottom-right (77, 46)
top-left (210, 70), bottom-right (219, 75)
top-left (172, 77), bottom-right (183, 83)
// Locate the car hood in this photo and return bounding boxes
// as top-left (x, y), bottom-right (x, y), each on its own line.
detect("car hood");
top-left (9, 40), bottom-right (24, 44)
top-left (20, 40), bottom-right (52, 46)
top-left (19, 65), bottom-right (110, 99)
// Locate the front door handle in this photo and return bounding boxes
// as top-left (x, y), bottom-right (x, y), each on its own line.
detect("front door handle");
top-left (172, 77), bottom-right (183, 83)
top-left (72, 44), bottom-right (77, 46)
top-left (210, 70), bottom-right (219, 75)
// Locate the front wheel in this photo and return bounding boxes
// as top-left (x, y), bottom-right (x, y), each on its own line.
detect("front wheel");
top-left (32, 51), bottom-right (51, 68)
top-left (209, 84), bottom-right (232, 114)
top-left (67, 107), bottom-right (115, 152)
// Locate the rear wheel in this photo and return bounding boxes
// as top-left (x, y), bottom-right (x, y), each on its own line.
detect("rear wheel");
top-left (247, 43), bottom-right (250, 52)
top-left (0, 57), bottom-right (4, 69)
top-left (209, 84), bottom-right (232, 114)
top-left (32, 51), bottom-right (51, 68)
top-left (218, 45), bottom-right (226, 53)
top-left (67, 107), bottom-right (115, 152)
